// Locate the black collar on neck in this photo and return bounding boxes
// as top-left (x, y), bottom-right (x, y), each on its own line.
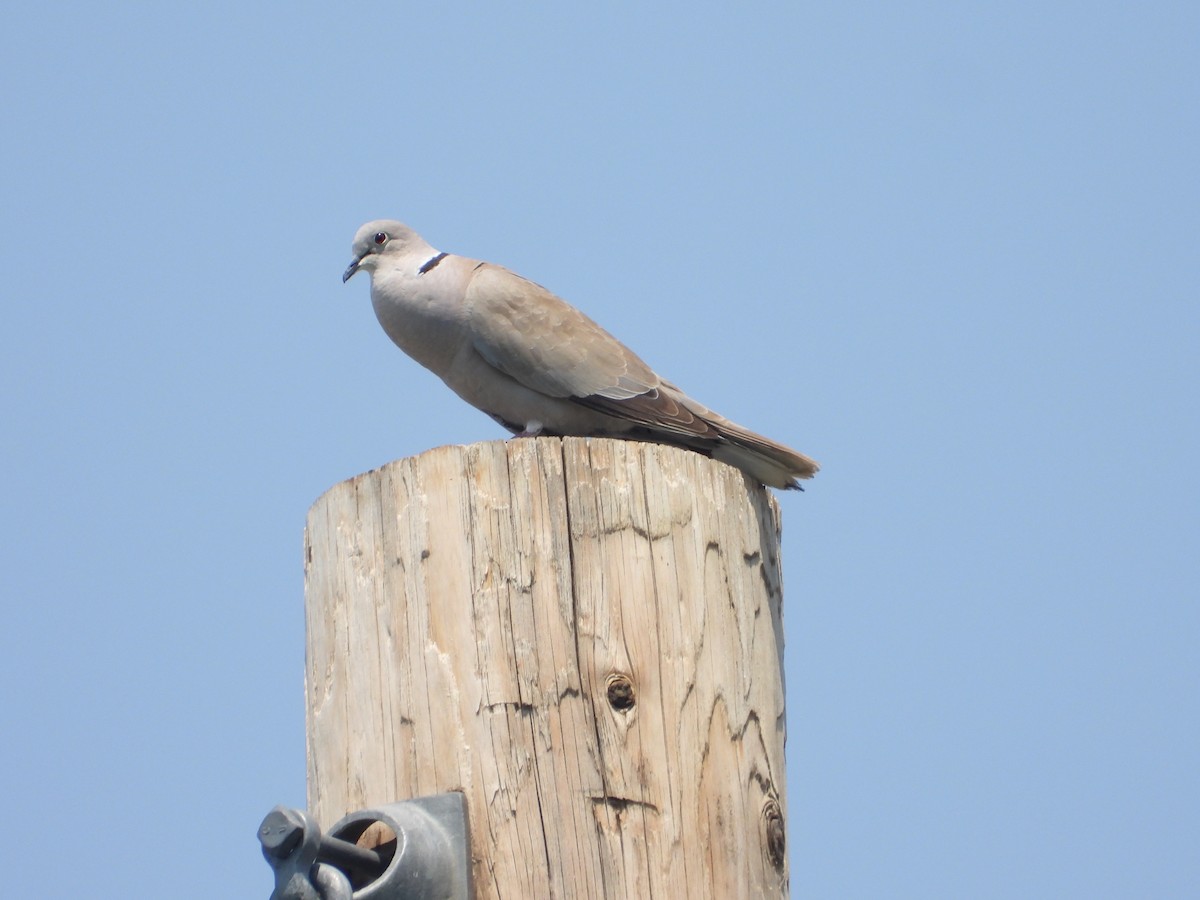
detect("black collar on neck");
top-left (418, 252), bottom-right (448, 275)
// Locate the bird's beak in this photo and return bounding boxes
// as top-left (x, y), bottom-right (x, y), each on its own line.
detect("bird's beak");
top-left (342, 255), bottom-right (363, 283)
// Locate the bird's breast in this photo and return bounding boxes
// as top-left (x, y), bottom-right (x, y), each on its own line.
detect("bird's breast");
top-left (370, 274), bottom-right (469, 374)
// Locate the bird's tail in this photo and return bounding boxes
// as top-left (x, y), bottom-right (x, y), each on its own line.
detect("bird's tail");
top-left (708, 418), bottom-right (820, 490)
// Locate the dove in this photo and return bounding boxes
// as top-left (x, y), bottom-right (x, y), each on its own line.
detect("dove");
top-left (342, 219), bottom-right (819, 489)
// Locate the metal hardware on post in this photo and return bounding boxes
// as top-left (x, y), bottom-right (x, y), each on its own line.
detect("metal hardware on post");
top-left (258, 793), bottom-right (472, 899)
top-left (258, 806), bottom-right (353, 900)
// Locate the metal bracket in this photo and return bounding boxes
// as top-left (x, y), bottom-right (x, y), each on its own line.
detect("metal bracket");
top-left (258, 793), bottom-right (472, 899)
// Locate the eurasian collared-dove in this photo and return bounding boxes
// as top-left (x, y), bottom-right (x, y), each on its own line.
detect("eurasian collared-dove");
top-left (343, 220), bottom-right (819, 489)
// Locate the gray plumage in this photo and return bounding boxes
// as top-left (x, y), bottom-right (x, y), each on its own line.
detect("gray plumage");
top-left (343, 219), bottom-right (819, 489)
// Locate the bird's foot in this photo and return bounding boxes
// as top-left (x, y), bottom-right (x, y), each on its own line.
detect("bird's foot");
top-left (511, 421), bottom-right (545, 439)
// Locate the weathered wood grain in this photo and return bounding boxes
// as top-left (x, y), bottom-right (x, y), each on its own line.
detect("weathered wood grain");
top-left (304, 437), bottom-right (790, 898)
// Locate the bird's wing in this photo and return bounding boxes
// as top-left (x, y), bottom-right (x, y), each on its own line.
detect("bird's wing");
top-left (463, 263), bottom-right (721, 439)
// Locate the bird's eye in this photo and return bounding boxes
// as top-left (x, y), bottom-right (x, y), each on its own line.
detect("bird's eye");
top-left (373, 232), bottom-right (388, 245)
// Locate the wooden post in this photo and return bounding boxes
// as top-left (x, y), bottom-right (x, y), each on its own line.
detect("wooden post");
top-left (304, 436), bottom-right (790, 898)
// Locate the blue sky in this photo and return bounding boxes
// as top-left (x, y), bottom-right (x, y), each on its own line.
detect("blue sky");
top-left (3, 3), bottom-right (1197, 897)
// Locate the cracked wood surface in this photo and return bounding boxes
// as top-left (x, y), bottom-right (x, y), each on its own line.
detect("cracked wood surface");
top-left (305, 437), bottom-right (790, 898)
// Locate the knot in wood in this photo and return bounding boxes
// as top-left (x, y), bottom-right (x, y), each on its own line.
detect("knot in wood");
top-left (604, 673), bottom-right (636, 712)
top-left (762, 798), bottom-right (785, 872)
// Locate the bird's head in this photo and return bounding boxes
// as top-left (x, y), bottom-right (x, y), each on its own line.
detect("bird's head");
top-left (342, 219), bottom-right (426, 283)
